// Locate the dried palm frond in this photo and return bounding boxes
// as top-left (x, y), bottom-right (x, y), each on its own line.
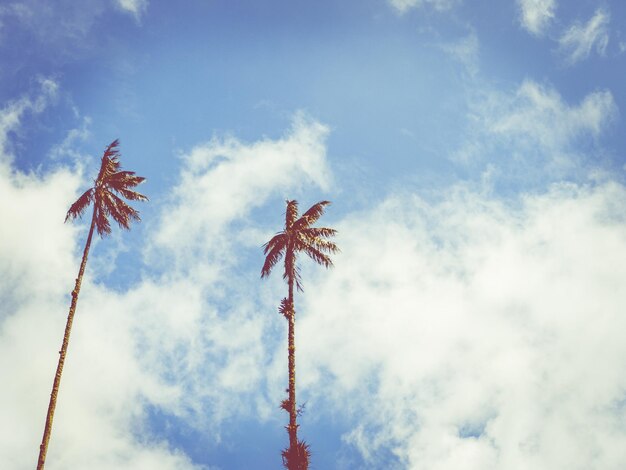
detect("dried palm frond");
top-left (281, 440), bottom-right (311, 470)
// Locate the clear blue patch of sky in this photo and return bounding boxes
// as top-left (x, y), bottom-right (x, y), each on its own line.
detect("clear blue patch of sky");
top-left (144, 402), bottom-right (378, 470)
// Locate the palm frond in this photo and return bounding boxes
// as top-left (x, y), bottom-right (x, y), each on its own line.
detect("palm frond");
top-left (107, 171), bottom-right (146, 188)
top-left (278, 297), bottom-right (294, 319)
top-left (301, 243), bottom-right (333, 268)
top-left (294, 267), bottom-right (303, 291)
top-left (293, 200), bottom-right (330, 230)
top-left (285, 200), bottom-right (299, 230)
top-left (261, 243), bottom-right (286, 278)
top-left (283, 247), bottom-right (295, 283)
top-left (96, 158), bottom-right (115, 185)
top-left (113, 187), bottom-right (148, 202)
top-left (65, 188), bottom-right (94, 222)
top-left (96, 141), bottom-right (122, 182)
top-left (263, 232), bottom-right (287, 255)
top-left (103, 139), bottom-right (120, 158)
top-left (284, 249), bottom-right (303, 291)
top-left (306, 236), bottom-right (339, 254)
top-left (102, 157), bottom-right (121, 180)
top-left (300, 227), bottom-right (337, 239)
top-left (94, 206), bottom-right (112, 236)
top-left (103, 191), bottom-right (140, 230)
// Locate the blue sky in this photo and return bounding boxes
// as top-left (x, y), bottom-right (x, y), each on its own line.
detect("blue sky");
top-left (1, 1), bottom-right (626, 469)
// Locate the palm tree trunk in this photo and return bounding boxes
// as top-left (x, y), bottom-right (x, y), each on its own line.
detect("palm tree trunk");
top-left (37, 210), bottom-right (97, 470)
top-left (287, 277), bottom-right (297, 454)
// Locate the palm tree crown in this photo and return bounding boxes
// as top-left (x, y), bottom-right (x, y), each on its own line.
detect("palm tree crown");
top-left (65, 139), bottom-right (147, 235)
top-left (261, 200), bottom-right (338, 290)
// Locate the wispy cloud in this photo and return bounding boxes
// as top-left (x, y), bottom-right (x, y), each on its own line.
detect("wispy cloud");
top-left (487, 80), bottom-right (615, 145)
top-left (457, 79), bottom-right (616, 182)
top-left (0, 78), bottom-right (58, 162)
top-left (517, 0), bottom-right (557, 36)
top-left (0, 0), bottom-right (146, 55)
top-left (440, 31), bottom-right (479, 75)
top-left (48, 114), bottom-right (92, 162)
top-left (388, 0), bottom-right (460, 14)
top-left (115, 0), bottom-right (149, 22)
top-left (558, 8), bottom-right (610, 65)
top-left (1, 1), bottom-right (103, 43)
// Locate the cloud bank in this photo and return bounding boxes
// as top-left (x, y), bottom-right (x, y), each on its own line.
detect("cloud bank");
top-left (298, 180), bottom-right (626, 469)
top-left (0, 95), bottom-right (333, 468)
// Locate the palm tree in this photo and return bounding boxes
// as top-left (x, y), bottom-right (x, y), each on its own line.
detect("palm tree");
top-left (261, 200), bottom-right (338, 470)
top-left (37, 140), bottom-right (147, 470)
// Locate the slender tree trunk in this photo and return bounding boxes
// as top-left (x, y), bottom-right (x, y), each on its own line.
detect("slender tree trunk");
top-left (37, 210), bottom-right (97, 470)
top-left (287, 277), bottom-right (297, 453)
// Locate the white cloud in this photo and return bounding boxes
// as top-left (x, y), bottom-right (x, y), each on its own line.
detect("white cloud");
top-left (298, 180), bottom-right (626, 469)
top-left (458, 80), bottom-right (616, 180)
top-left (441, 31), bottom-right (479, 75)
top-left (2, 1), bottom-right (104, 43)
top-left (150, 113), bottom-right (332, 270)
top-left (517, 0), bottom-right (556, 36)
top-left (48, 114), bottom-right (92, 162)
top-left (488, 80), bottom-right (615, 144)
top-left (558, 9), bottom-right (610, 65)
top-left (0, 0), bottom-right (146, 51)
top-left (0, 83), bottom-right (70, 306)
top-left (0, 78), bottom-right (58, 161)
top-left (115, 0), bottom-right (149, 21)
top-left (388, 0), bottom-right (460, 14)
